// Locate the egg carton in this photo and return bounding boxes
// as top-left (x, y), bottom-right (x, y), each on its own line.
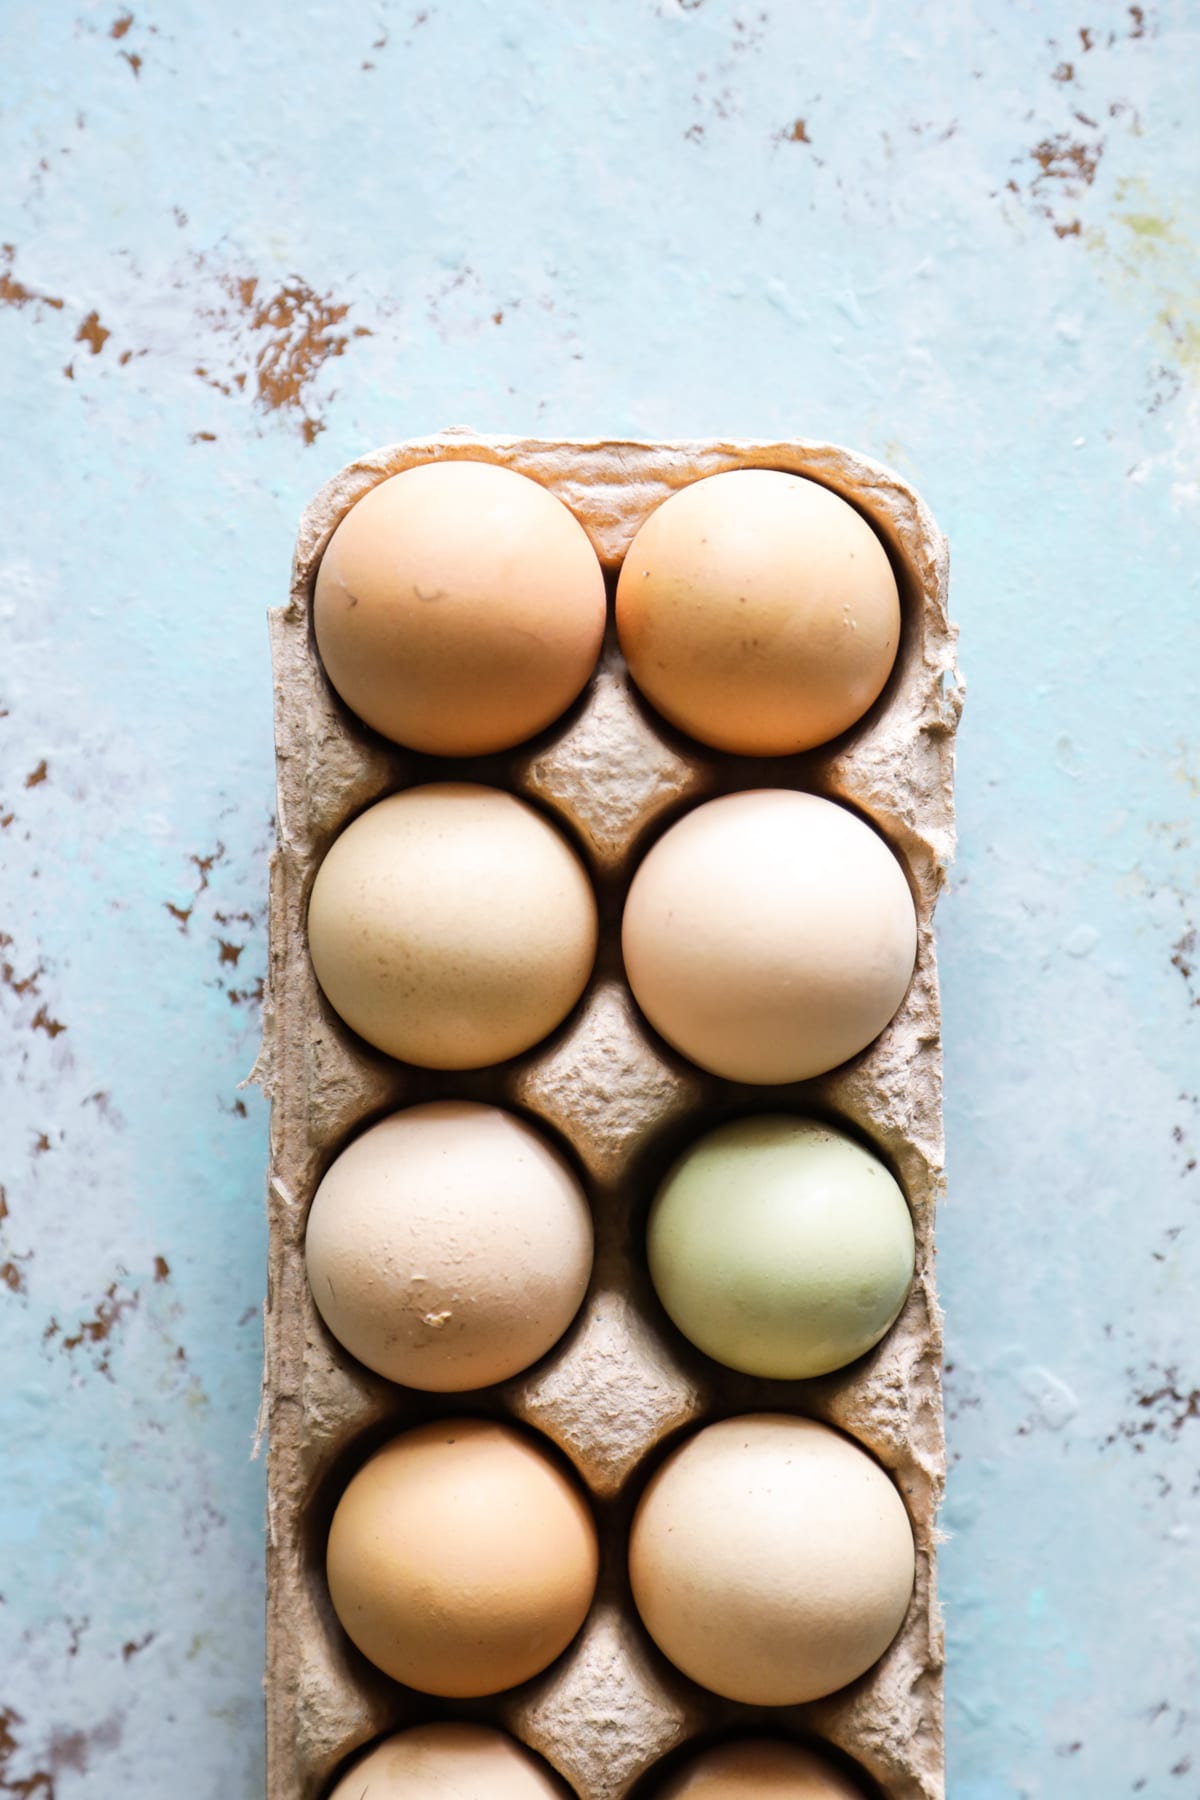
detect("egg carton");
top-left (255, 431), bottom-right (961, 1800)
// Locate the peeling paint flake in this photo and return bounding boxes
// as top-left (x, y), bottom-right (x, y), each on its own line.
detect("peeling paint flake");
top-left (0, 247), bottom-right (65, 316)
top-left (194, 271), bottom-right (372, 442)
top-left (57, 1281), bottom-right (141, 1379)
top-left (74, 312), bottom-right (111, 355)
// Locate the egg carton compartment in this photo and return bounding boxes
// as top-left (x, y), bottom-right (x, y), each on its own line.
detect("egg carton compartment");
top-left (256, 433), bottom-right (960, 1800)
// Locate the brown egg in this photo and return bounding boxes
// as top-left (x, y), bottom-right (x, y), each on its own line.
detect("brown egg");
top-left (329, 1723), bottom-right (570, 1798)
top-left (326, 1419), bottom-right (599, 1696)
top-left (616, 468), bottom-right (899, 755)
top-left (628, 1414), bottom-right (914, 1705)
top-left (621, 789), bottom-right (916, 1084)
top-left (307, 784), bottom-right (597, 1069)
top-left (652, 1738), bottom-right (866, 1798)
top-left (305, 1101), bottom-right (593, 1391)
top-left (314, 459), bottom-right (606, 754)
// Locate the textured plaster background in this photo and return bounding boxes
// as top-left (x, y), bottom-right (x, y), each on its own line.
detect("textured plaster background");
top-left (0, 2), bottom-right (1197, 1796)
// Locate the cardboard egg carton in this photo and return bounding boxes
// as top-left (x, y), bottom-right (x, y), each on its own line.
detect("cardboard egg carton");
top-left (256, 432), bottom-right (961, 1800)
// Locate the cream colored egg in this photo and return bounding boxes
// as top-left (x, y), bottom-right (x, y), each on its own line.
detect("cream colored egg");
top-left (616, 468), bottom-right (899, 755)
top-left (314, 459), bottom-right (607, 755)
top-left (628, 1414), bottom-right (915, 1705)
top-left (308, 784), bottom-right (597, 1069)
top-left (329, 1723), bottom-right (570, 1799)
top-left (327, 1419), bottom-right (599, 1697)
top-left (652, 1737), bottom-right (866, 1798)
top-left (305, 1101), bottom-right (593, 1390)
top-left (621, 789), bottom-right (916, 1084)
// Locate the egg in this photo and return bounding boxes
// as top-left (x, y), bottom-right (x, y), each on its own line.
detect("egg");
top-left (647, 1116), bottom-right (914, 1379)
top-left (615, 468), bottom-right (899, 756)
top-left (621, 790), bottom-right (916, 1084)
top-left (305, 1101), bottom-right (593, 1390)
top-left (628, 1414), bottom-right (914, 1705)
top-left (651, 1738), bottom-right (866, 1798)
top-left (328, 1723), bottom-right (569, 1798)
top-left (314, 459), bottom-right (607, 755)
top-left (308, 783), bottom-right (597, 1069)
top-left (326, 1418), bottom-right (599, 1696)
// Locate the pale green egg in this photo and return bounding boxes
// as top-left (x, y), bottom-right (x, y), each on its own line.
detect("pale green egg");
top-left (647, 1116), bottom-right (914, 1380)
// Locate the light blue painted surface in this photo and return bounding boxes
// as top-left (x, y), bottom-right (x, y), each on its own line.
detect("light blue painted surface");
top-left (1, 2), bottom-right (1196, 1794)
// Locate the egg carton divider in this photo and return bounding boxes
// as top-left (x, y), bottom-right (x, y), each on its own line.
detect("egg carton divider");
top-left (257, 433), bottom-right (960, 1800)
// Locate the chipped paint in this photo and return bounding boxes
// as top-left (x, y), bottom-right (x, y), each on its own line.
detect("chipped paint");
top-left (195, 271), bottom-right (373, 442)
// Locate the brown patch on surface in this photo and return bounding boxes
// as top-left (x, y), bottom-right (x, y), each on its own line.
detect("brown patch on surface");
top-left (24, 761), bottom-right (48, 788)
top-left (0, 1704), bottom-right (54, 1796)
top-left (110, 10), bottom-right (133, 35)
top-left (191, 844), bottom-right (224, 891)
top-left (32, 1132), bottom-right (51, 1155)
top-left (227, 975), bottom-right (265, 1010)
top-left (0, 935), bottom-right (44, 1001)
top-left (120, 50), bottom-right (142, 76)
top-left (194, 364), bottom-right (247, 397)
top-left (190, 430), bottom-right (216, 443)
top-left (82, 1091), bottom-right (124, 1128)
top-left (1103, 1363), bottom-right (1200, 1453)
top-left (165, 843), bottom-right (227, 933)
top-left (217, 939), bottom-right (242, 966)
top-left (249, 283), bottom-right (352, 409)
top-left (121, 1633), bottom-right (155, 1661)
top-left (784, 117), bottom-right (810, 142)
top-left (1128, 5), bottom-right (1147, 36)
top-left (1052, 59), bottom-right (1075, 81)
top-left (153, 1255), bottom-right (170, 1282)
top-left (197, 275), bottom-right (372, 441)
top-left (75, 313), bottom-right (110, 355)
top-left (1, 1263), bottom-right (27, 1296)
top-left (0, 1704), bottom-right (121, 1794)
top-left (1032, 133), bottom-right (1101, 185)
top-left (29, 1006), bottom-right (65, 1039)
top-left (0, 246), bottom-right (65, 316)
top-left (60, 1282), bottom-right (139, 1378)
top-left (1007, 125), bottom-right (1104, 237)
top-left (1079, 25), bottom-right (1095, 49)
top-left (1136, 1377), bottom-right (1200, 1430)
top-left (0, 1187), bottom-right (8, 1223)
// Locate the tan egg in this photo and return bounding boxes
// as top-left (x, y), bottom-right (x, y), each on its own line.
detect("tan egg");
top-left (305, 1101), bottom-right (593, 1391)
top-left (621, 789), bottom-right (916, 1084)
top-left (628, 1414), bottom-right (914, 1706)
top-left (616, 468), bottom-right (899, 755)
top-left (652, 1737), bottom-right (867, 1798)
top-left (329, 1723), bottom-right (570, 1798)
top-left (308, 784), bottom-right (597, 1069)
top-left (314, 459), bottom-right (606, 755)
top-left (326, 1418), bottom-right (599, 1696)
